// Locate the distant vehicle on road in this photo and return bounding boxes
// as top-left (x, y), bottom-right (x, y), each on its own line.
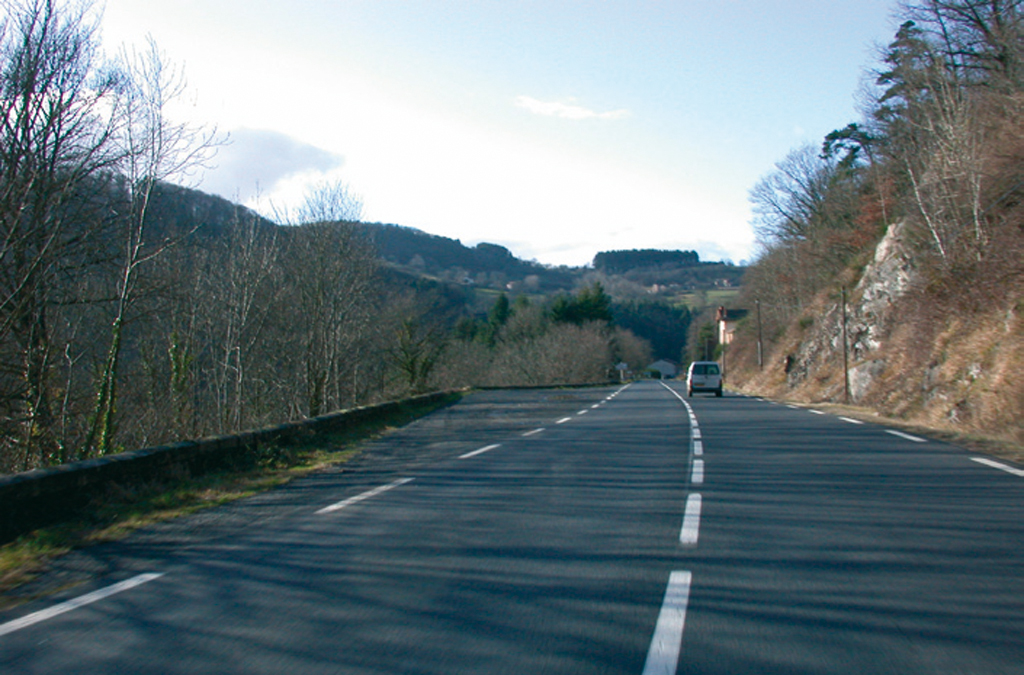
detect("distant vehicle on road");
top-left (686, 361), bottom-right (722, 397)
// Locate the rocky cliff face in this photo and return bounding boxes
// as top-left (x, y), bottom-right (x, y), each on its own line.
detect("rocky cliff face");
top-left (734, 221), bottom-right (1023, 446)
top-left (775, 221), bottom-right (916, 401)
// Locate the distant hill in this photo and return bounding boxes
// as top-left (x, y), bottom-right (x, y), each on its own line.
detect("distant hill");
top-left (144, 182), bottom-right (276, 241)
top-left (141, 184), bottom-right (744, 297)
top-left (353, 222), bottom-right (576, 291)
top-left (594, 249), bottom-right (700, 274)
top-left (592, 248), bottom-right (744, 290)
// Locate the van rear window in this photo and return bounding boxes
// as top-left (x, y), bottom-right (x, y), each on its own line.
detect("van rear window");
top-left (692, 363), bottom-right (720, 375)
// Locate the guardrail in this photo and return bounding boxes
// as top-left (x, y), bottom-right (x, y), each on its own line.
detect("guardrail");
top-left (0, 391), bottom-right (458, 545)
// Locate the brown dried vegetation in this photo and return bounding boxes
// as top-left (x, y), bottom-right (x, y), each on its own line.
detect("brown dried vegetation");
top-left (731, 2), bottom-right (1024, 453)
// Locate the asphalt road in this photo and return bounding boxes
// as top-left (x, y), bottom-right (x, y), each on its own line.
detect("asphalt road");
top-left (1, 381), bottom-right (1021, 674)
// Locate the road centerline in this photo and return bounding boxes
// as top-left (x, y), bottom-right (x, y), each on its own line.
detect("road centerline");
top-left (642, 570), bottom-right (693, 675)
top-left (679, 493), bottom-right (702, 546)
top-left (691, 459), bottom-right (704, 485)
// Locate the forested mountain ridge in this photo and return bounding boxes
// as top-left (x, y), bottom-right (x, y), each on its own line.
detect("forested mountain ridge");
top-left (352, 222), bottom-right (575, 291)
top-left (727, 3), bottom-right (1024, 451)
top-left (594, 249), bottom-right (700, 273)
top-left (142, 183), bottom-right (743, 295)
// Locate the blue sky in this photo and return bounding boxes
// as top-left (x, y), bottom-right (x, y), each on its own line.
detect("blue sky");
top-left (101, 1), bottom-right (900, 266)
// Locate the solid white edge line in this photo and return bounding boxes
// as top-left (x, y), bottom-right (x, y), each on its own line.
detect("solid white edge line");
top-left (885, 429), bottom-right (927, 443)
top-left (317, 477), bottom-right (415, 514)
top-left (971, 457), bottom-right (1024, 477)
top-left (691, 459), bottom-right (704, 485)
top-left (522, 428), bottom-right (545, 437)
top-left (642, 570), bottom-right (693, 675)
top-left (460, 443), bottom-right (502, 460)
top-left (680, 493), bottom-right (702, 546)
top-left (0, 572), bottom-right (164, 637)
top-left (839, 416), bottom-right (864, 425)
top-left (556, 417), bottom-right (572, 424)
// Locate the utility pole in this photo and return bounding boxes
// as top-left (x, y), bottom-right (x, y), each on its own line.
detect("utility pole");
top-left (841, 287), bottom-right (850, 403)
top-left (756, 300), bottom-right (763, 370)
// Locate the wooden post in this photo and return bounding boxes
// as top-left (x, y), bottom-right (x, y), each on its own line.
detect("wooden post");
top-left (841, 287), bottom-right (850, 403)
top-left (756, 300), bottom-right (763, 370)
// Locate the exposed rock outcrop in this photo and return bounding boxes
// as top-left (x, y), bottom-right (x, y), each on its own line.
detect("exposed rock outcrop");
top-left (732, 219), bottom-right (1023, 446)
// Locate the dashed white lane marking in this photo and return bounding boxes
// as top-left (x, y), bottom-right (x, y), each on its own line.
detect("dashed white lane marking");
top-left (556, 417), bottom-right (572, 424)
top-left (885, 429), bottom-right (927, 443)
top-left (0, 573), bottom-right (164, 637)
top-left (642, 570), bottom-right (693, 675)
top-left (786, 404), bottom-right (800, 409)
top-left (971, 457), bottom-right (1024, 477)
top-left (693, 440), bottom-right (703, 456)
top-left (810, 410), bottom-right (826, 415)
top-left (459, 444), bottom-right (502, 460)
top-left (839, 416), bottom-right (864, 425)
top-left (577, 409), bottom-right (589, 416)
top-left (691, 459), bottom-right (704, 485)
top-left (691, 427), bottom-right (702, 440)
top-left (317, 477), bottom-right (415, 514)
top-left (591, 403), bottom-right (601, 409)
top-left (522, 428), bottom-right (545, 437)
top-left (679, 493), bottom-right (702, 546)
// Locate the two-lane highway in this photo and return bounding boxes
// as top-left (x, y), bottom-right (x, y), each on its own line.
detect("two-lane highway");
top-left (1, 381), bottom-right (1021, 673)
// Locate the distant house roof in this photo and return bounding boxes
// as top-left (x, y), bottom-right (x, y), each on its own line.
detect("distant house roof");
top-left (716, 307), bottom-right (749, 323)
top-left (717, 307), bottom-right (749, 345)
top-left (647, 359), bottom-right (680, 377)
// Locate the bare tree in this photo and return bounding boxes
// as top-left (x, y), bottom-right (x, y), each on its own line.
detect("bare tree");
top-left (874, 17), bottom-right (997, 268)
top-left (277, 182), bottom-right (375, 417)
top-left (900, 0), bottom-right (1024, 86)
top-left (0, 0), bottom-right (121, 468)
top-left (290, 179), bottom-right (363, 224)
top-left (83, 38), bottom-right (219, 456)
top-left (208, 213), bottom-right (280, 431)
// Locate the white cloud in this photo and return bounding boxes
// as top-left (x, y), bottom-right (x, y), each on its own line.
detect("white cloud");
top-left (515, 95), bottom-right (629, 121)
top-left (200, 128), bottom-right (344, 203)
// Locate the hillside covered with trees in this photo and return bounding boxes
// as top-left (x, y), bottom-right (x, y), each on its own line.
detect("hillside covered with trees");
top-left (729, 0), bottom-right (1024, 447)
top-left (0, 0), bottom-right (731, 474)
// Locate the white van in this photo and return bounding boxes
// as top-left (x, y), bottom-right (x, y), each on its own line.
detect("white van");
top-left (686, 361), bottom-right (723, 397)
